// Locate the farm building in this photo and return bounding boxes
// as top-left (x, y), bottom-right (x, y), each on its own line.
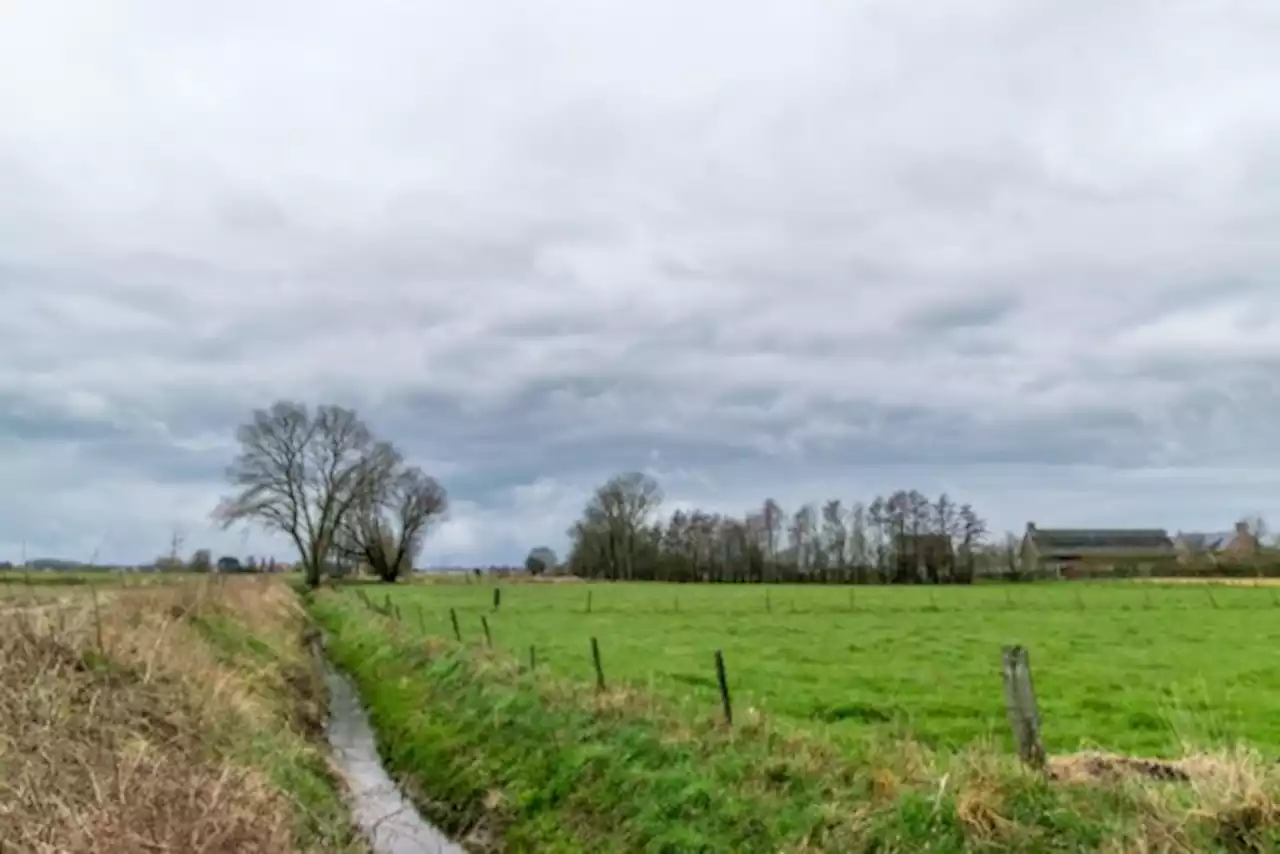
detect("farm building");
top-left (1021, 523), bottom-right (1176, 578)
top-left (1174, 522), bottom-right (1259, 563)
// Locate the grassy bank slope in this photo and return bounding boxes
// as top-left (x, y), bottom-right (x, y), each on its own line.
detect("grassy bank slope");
top-left (313, 589), bottom-right (1280, 853)
top-left (0, 577), bottom-right (365, 852)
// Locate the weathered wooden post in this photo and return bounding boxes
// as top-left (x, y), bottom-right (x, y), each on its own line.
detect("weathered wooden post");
top-left (1000, 645), bottom-right (1045, 770)
top-left (449, 608), bottom-right (461, 642)
top-left (493, 587), bottom-right (501, 611)
top-left (481, 615), bottom-right (492, 647)
top-left (529, 644), bottom-right (536, 671)
top-left (416, 604), bottom-right (426, 633)
top-left (591, 636), bottom-right (605, 691)
top-left (714, 649), bottom-right (732, 724)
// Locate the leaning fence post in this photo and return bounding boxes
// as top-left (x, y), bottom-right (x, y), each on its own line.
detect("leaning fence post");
top-left (449, 608), bottom-right (461, 642)
top-left (591, 636), bottom-right (605, 691)
top-left (714, 649), bottom-right (732, 724)
top-left (1000, 645), bottom-right (1045, 770)
top-left (481, 615), bottom-right (492, 647)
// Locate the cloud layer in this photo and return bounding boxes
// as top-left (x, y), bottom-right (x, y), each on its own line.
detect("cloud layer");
top-left (3, 1), bottom-right (1280, 565)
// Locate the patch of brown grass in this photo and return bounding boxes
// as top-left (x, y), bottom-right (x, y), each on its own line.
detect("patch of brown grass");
top-left (0, 578), bottom-right (361, 853)
top-left (1138, 576), bottom-right (1280, 586)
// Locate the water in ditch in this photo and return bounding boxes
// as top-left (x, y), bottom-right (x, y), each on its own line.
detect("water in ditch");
top-left (323, 662), bottom-right (467, 854)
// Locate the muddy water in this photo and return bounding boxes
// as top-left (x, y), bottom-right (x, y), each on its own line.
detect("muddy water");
top-left (323, 662), bottom-right (467, 854)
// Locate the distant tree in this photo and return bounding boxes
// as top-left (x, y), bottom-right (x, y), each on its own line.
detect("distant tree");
top-left (216, 555), bottom-right (242, 573)
top-left (336, 464), bottom-right (448, 583)
top-left (566, 472), bottom-right (663, 580)
top-left (213, 401), bottom-right (402, 588)
top-left (820, 500), bottom-right (846, 580)
top-left (189, 549), bottom-right (213, 573)
top-left (524, 546), bottom-right (558, 576)
top-left (563, 475), bottom-right (989, 586)
top-left (956, 503), bottom-right (987, 584)
top-left (154, 553), bottom-right (184, 571)
top-left (761, 498), bottom-right (783, 582)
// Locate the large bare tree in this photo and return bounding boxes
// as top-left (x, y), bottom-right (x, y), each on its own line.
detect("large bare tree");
top-left (337, 464), bottom-right (448, 582)
top-left (213, 401), bottom-right (400, 587)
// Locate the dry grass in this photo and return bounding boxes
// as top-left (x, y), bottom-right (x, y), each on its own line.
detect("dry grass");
top-left (1139, 576), bottom-right (1280, 587)
top-left (0, 577), bottom-right (363, 854)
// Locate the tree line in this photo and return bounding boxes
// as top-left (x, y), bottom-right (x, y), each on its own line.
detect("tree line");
top-left (214, 401), bottom-right (449, 586)
top-left (564, 472), bottom-right (998, 584)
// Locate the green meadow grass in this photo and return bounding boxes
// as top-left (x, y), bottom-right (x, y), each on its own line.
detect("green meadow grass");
top-left (361, 579), bottom-right (1280, 757)
top-left (313, 582), bottom-right (1280, 852)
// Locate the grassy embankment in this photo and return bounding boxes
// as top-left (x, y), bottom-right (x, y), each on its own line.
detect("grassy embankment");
top-left (313, 580), bottom-right (1280, 852)
top-left (0, 576), bottom-right (365, 853)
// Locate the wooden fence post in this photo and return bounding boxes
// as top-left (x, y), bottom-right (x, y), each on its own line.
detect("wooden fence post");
top-left (449, 608), bottom-right (461, 642)
top-left (529, 644), bottom-right (536, 671)
top-left (586, 590), bottom-right (593, 614)
top-left (481, 615), bottom-right (492, 647)
top-left (416, 604), bottom-right (425, 633)
top-left (591, 636), bottom-right (605, 691)
top-left (714, 649), bottom-right (732, 724)
top-left (1000, 645), bottom-right (1045, 770)
top-left (493, 587), bottom-right (501, 610)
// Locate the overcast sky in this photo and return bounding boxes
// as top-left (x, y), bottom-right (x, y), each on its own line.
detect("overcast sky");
top-left (2, 1), bottom-right (1279, 566)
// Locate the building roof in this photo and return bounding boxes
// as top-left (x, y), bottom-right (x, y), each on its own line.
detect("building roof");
top-left (1027, 527), bottom-right (1173, 554)
top-left (1177, 531), bottom-right (1235, 550)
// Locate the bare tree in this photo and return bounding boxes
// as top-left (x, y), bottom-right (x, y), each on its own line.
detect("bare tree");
top-left (956, 503), bottom-right (987, 583)
top-left (570, 472), bottom-right (663, 580)
top-left (213, 401), bottom-right (400, 588)
top-left (761, 498), bottom-right (783, 582)
top-left (848, 501), bottom-right (868, 582)
top-left (337, 464), bottom-right (448, 583)
top-left (932, 493), bottom-right (957, 582)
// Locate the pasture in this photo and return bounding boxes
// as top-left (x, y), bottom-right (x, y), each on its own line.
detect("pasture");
top-left (363, 579), bottom-right (1280, 757)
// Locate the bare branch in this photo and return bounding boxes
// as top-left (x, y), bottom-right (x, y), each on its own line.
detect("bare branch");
top-left (212, 401), bottom-right (396, 587)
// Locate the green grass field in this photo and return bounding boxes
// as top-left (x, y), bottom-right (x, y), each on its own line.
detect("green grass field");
top-left (357, 579), bottom-right (1280, 758)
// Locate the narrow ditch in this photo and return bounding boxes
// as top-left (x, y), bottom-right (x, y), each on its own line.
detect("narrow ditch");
top-left (319, 648), bottom-right (467, 854)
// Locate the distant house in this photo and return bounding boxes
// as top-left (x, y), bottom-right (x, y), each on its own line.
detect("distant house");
top-left (1021, 523), bottom-right (1175, 578)
top-left (1175, 522), bottom-right (1258, 563)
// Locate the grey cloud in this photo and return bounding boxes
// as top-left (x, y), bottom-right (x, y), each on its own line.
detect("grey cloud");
top-left (3, 0), bottom-right (1280, 563)
top-left (901, 292), bottom-right (1022, 332)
